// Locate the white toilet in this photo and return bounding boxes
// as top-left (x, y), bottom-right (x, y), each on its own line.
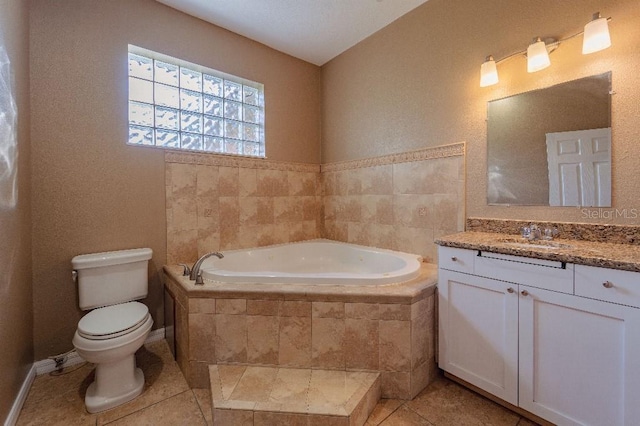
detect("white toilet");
top-left (71, 248), bottom-right (154, 413)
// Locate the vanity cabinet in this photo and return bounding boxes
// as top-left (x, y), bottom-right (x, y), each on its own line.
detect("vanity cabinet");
top-left (438, 246), bottom-right (640, 426)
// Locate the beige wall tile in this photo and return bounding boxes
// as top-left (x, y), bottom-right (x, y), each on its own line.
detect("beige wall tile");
top-left (345, 303), bottom-right (379, 320)
top-left (345, 319), bottom-right (379, 370)
top-left (379, 320), bottom-right (411, 372)
top-left (410, 314), bottom-right (430, 371)
top-left (187, 360), bottom-right (211, 389)
top-left (312, 317), bottom-right (345, 368)
top-left (167, 229), bottom-right (198, 264)
top-left (188, 313), bottom-right (216, 363)
top-left (239, 197), bottom-right (258, 226)
top-left (380, 371), bottom-right (411, 399)
top-left (196, 164), bottom-right (219, 199)
top-left (215, 314), bottom-right (247, 363)
top-left (279, 316), bottom-right (312, 367)
top-left (258, 169), bottom-right (289, 197)
top-left (189, 298), bottom-right (216, 314)
top-left (379, 304), bottom-right (411, 321)
top-left (257, 197), bottom-right (275, 225)
top-left (218, 166), bottom-right (239, 196)
top-left (312, 302), bottom-right (345, 319)
top-left (239, 167), bottom-right (258, 197)
top-left (361, 165), bottom-right (393, 195)
top-left (280, 300), bottom-right (312, 317)
top-left (216, 299), bottom-right (247, 315)
top-left (410, 361), bottom-right (432, 399)
top-left (247, 315), bottom-right (280, 365)
top-left (247, 299), bottom-right (280, 316)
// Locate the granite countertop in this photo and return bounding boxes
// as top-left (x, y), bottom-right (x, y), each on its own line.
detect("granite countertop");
top-left (436, 231), bottom-right (640, 273)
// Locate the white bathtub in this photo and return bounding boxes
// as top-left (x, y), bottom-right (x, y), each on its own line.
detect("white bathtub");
top-left (199, 239), bottom-right (422, 285)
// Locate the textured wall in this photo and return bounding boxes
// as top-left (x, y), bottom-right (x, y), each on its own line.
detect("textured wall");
top-left (30, 0), bottom-right (321, 359)
top-left (322, 0), bottom-right (640, 226)
top-left (0, 0), bottom-right (32, 421)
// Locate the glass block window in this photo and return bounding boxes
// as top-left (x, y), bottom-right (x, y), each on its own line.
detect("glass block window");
top-left (127, 46), bottom-right (265, 157)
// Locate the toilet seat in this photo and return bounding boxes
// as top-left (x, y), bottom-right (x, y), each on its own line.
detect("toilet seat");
top-left (77, 302), bottom-right (150, 340)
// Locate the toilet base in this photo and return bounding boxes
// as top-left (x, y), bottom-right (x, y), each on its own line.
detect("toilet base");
top-left (85, 365), bottom-right (145, 413)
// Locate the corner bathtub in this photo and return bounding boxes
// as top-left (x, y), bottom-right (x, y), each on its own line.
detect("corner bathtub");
top-left (200, 239), bottom-right (422, 285)
top-left (163, 239), bottom-right (438, 400)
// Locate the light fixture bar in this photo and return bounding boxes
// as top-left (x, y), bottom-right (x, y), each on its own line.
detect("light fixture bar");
top-left (479, 13), bottom-right (611, 87)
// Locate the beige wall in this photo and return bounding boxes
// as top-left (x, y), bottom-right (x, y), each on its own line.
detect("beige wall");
top-left (322, 0), bottom-right (640, 225)
top-left (30, 0), bottom-right (321, 359)
top-left (0, 0), bottom-right (32, 421)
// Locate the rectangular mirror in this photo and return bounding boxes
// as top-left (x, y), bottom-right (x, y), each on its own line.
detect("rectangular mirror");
top-left (487, 72), bottom-right (612, 206)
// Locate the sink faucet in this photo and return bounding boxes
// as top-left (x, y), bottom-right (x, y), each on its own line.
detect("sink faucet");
top-left (188, 252), bottom-right (224, 285)
top-left (521, 224), bottom-right (558, 241)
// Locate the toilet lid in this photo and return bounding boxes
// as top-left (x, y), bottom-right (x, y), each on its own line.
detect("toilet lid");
top-left (78, 302), bottom-right (150, 340)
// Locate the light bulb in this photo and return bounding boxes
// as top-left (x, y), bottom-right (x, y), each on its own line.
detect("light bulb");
top-left (527, 37), bottom-right (551, 73)
top-left (480, 56), bottom-right (499, 87)
top-left (583, 12), bottom-right (611, 54)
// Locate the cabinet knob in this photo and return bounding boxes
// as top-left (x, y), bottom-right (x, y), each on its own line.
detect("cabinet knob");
top-left (603, 281), bottom-right (614, 289)
top-left (451, 256), bottom-right (458, 262)
top-left (521, 290), bottom-right (529, 296)
top-left (507, 287), bottom-right (515, 293)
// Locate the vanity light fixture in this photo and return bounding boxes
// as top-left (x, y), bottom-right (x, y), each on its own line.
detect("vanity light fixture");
top-left (583, 12), bottom-right (611, 54)
top-left (526, 37), bottom-right (551, 73)
top-left (480, 12), bottom-right (611, 87)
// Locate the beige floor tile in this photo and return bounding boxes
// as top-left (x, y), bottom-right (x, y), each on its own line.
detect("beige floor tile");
top-left (406, 376), bottom-right (520, 426)
top-left (229, 366), bottom-right (278, 402)
top-left (364, 399), bottom-right (404, 425)
top-left (192, 388), bottom-right (213, 425)
top-left (16, 363), bottom-right (98, 426)
top-left (97, 341), bottom-right (191, 424)
top-left (379, 405), bottom-right (433, 425)
top-left (105, 390), bottom-right (206, 426)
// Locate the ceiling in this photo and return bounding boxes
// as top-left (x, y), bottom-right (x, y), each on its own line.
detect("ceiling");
top-left (155, 0), bottom-right (429, 66)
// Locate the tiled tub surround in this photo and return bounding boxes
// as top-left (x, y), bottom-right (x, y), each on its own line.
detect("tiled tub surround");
top-left (163, 262), bottom-right (438, 400)
top-left (323, 143), bottom-right (465, 263)
top-left (165, 142), bottom-right (465, 266)
top-left (438, 218), bottom-right (640, 271)
top-left (165, 151), bottom-right (323, 265)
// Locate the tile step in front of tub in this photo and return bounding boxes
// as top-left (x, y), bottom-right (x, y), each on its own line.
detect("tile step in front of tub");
top-left (209, 365), bottom-right (381, 425)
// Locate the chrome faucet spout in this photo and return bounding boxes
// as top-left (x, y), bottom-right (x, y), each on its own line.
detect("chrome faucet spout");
top-left (189, 251), bottom-right (224, 282)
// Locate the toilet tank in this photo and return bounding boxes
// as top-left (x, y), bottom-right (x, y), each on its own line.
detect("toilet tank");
top-left (72, 248), bottom-right (153, 310)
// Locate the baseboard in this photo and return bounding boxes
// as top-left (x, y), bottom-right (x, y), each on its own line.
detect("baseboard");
top-left (4, 365), bottom-right (36, 426)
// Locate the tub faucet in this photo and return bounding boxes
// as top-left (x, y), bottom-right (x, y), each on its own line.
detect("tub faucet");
top-left (189, 252), bottom-right (224, 285)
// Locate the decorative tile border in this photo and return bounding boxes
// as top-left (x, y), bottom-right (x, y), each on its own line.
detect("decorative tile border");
top-left (321, 142), bottom-right (465, 173)
top-left (467, 217), bottom-right (640, 245)
top-left (165, 150), bottom-right (321, 173)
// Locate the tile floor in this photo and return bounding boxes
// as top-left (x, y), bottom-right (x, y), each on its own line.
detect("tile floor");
top-left (16, 340), bottom-right (539, 425)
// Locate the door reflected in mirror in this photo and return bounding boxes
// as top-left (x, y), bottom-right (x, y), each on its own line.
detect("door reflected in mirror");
top-left (487, 72), bottom-right (611, 206)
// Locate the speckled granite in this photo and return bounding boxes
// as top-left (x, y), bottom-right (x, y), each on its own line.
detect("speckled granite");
top-left (466, 217), bottom-right (640, 245)
top-left (436, 231), bottom-right (640, 273)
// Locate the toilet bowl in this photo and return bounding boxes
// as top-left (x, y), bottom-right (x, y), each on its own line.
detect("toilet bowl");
top-left (71, 248), bottom-right (154, 413)
top-left (73, 301), bottom-right (153, 413)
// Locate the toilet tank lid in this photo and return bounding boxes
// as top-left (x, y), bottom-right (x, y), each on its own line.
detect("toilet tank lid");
top-left (72, 248), bottom-right (153, 270)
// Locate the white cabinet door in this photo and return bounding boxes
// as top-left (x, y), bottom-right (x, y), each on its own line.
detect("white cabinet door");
top-left (519, 285), bottom-right (640, 426)
top-left (438, 269), bottom-right (519, 405)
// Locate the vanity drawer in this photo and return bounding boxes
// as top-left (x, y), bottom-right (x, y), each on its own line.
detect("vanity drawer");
top-left (475, 251), bottom-right (574, 294)
top-left (438, 246), bottom-right (475, 274)
top-left (575, 265), bottom-right (640, 309)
